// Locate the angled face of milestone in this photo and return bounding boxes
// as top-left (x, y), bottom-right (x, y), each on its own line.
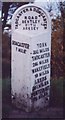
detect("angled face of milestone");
top-left (12, 4), bottom-right (50, 36)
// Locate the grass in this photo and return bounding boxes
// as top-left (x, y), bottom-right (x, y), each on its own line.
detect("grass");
top-left (2, 77), bottom-right (64, 118)
top-left (2, 77), bottom-right (12, 118)
top-left (50, 77), bottom-right (63, 107)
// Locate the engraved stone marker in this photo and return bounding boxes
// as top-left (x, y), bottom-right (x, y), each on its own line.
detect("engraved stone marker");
top-left (11, 3), bottom-right (51, 112)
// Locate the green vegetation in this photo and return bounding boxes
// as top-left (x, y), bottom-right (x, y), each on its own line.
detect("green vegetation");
top-left (50, 77), bottom-right (63, 107)
top-left (2, 77), bottom-right (64, 117)
top-left (2, 78), bottom-right (11, 118)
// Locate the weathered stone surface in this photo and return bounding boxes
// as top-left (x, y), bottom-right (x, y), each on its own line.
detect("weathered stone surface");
top-left (11, 3), bottom-right (51, 111)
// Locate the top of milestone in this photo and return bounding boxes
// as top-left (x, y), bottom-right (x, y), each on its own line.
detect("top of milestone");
top-left (12, 3), bottom-right (51, 36)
